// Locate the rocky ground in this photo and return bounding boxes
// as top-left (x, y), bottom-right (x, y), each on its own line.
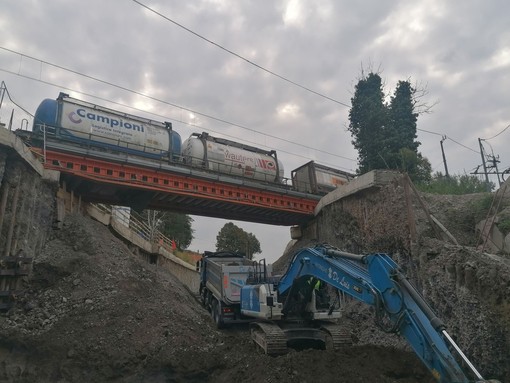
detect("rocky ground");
top-left (0, 214), bottom-right (437, 383)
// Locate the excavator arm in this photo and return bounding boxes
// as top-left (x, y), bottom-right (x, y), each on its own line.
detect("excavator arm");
top-left (276, 245), bottom-right (494, 383)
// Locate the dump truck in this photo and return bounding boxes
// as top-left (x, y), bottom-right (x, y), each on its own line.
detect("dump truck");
top-left (198, 250), bottom-right (271, 328)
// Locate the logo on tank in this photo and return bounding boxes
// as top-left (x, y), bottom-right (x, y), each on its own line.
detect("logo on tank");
top-left (68, 112), bottom-right (82, 124)
top-left (225, 150), bottom-right (254, 164)
top-left (257, 159), bottom-right (276, 169)
top-left (67, 108), bottom-right (145, 132)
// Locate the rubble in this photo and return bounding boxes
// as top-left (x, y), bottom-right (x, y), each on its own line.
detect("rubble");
top-left (0, 214), bottom-right (435, 382)
top-left (0, 173), bottom-right (508, 382)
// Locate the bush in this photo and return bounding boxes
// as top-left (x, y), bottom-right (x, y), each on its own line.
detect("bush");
top-left (469, 194), bottom-right (496, 223)
top-left (416, 172), bottom-right (493, 195)
top-left (497, 217), bottom-right (510, 236)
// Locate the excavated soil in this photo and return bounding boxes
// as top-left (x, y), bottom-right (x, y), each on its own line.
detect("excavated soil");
top-left (0, 214), bottom-right (436, 383)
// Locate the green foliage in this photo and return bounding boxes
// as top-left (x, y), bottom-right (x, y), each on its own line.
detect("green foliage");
top-left (497, 217), bottom-right (510, 235)
top-left (416, 172), bottom-right (494, 195)
top-left (348, 72), bottom-right (388, 173)
top-left (348, 74), bottom-right (430, 182)
top-left (159, 212), bottom-right (194, 249)
top-left (468, 194), bottom-right (495, 223)
top-left (469, 196), bottom-right (510, 234)
top-left (141, 210), bottom-right (194, 249)
top-left (388, 81), bottom-right (419, 152)
top-left (215, 222), bottom-right (261, 260)
top-left (173, 249), bottom-right (201, 266)
top-left (398, 148), bottom-right (432, 183)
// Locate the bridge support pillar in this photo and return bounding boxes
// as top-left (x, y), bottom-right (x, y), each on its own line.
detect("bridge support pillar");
top-left (290, 225), bottom-right (303, 239)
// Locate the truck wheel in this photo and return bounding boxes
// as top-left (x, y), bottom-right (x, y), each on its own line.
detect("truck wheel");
top-left (201, 290), bottom-right (207, 307)
top-left (211, 300), bottom-right (224, 329)
top-left (205, 291), bottom-right (212, 312)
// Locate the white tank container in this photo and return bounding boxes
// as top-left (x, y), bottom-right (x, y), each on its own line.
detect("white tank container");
top-left (182, 133), bottom-right (284, 183)
top-left (58, 97), bottom-right (173, 156)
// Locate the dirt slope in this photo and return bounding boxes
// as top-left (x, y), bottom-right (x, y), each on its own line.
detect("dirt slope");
top-left (0, 214), bottom-right (434, 383)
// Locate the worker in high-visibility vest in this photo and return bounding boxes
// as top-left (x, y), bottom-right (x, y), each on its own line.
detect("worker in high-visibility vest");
top-left (307, 277), bottom-right (322, 290)
top-left (308, 277), bottom-right (328, 308)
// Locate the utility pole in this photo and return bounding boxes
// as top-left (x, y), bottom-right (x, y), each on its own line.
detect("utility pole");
top-left (440, 136), bottom-right (449, 178)
top-left (478, 138), bottom-right (491, 191)
top-left (487, 147), bottom-right (502, 188)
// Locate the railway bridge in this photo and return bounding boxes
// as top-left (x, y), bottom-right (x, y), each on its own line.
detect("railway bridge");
top-left (2, 126), bottom-right (321, 227)
top-left (38, 146), bottom-right (321, 226)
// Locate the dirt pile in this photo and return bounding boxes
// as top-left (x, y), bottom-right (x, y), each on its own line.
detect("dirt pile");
top-left (0, 214), bottom-right (435, 383)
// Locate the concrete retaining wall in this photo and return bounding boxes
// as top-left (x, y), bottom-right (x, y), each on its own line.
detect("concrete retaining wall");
top-left (86, 203), bottom-right (199, 293)
top-left (0, 130), bottom-right (59, 259)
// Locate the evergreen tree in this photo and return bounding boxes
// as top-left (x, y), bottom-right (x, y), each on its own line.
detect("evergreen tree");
top-left (384, 80), bottom-right (419, 167)
top-left (348, 73), bottom-right (431, 182)
top-left (388, 80), bottom-right (431, 182)
top-left (348, 72), bottom-right (388, 173)
top-left (215, 222), bottom-right (261, 260)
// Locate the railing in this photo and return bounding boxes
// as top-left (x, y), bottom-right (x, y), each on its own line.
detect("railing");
top-left (0, 81), bottom-right (34, 132)
top-left (39, 124), bottom-right (290, 185)
top-left (35, 123), bottom-right (171, 159)
top-left (95, 203), bottom-right (177, 256)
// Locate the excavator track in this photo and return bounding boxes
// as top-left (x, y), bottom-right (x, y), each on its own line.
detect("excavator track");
top-left (320, 323), bottom-right (353, 350)
top-left (250, 322), bottom-right (287, 355)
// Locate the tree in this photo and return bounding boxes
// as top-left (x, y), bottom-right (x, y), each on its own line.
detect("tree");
top-left (348, 73), bottom-right (431, 182)
top-left (215, 222), bottom-right (261, 260)
top-left (384, 80), bottom-right (418, 167)
top-left (348, 72), bottom-right (388, 173)
top-left (398, 148), bottom-right (432, 183)
top-left (140, 210), bottom-right (194, 249)
top-left (159, 212), bottom-right (194, 249)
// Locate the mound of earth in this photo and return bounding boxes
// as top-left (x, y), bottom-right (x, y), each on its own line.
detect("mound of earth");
top-left (0, 214), bottom-right (434, 382)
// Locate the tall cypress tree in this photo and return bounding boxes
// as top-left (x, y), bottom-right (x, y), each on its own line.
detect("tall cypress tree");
top-left (389, 81), bottom-right (419, 151)
top-left (388, 80), bottom-right (431, 182)
top-left (348, 72), bottom-right (388, 174)
top-left (348, 74), bottom-right (431, 181)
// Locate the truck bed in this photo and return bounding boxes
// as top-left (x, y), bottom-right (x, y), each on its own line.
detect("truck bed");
top-left (204, 256), bottom-right (257, 305)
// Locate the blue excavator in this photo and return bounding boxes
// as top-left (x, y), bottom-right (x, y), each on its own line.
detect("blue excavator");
top-left (239, 244), bottom-right (500, 383)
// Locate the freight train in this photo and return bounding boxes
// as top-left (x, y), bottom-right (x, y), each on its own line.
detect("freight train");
top-left (21, 92), bottom-right (354, 195)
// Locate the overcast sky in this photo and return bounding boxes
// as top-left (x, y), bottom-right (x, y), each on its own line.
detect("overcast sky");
top-left (1, 1), bottom-right (509, 263)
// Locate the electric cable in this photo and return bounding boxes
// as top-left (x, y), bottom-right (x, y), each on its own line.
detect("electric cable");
top-left (482, 124), bottom-right (510, 141)
top-left (0, 46), bottom-right (486, 167)
top-left (0, 48), bottom-right (357, 164)
top-left (131, 0), bottom-right (351, 108)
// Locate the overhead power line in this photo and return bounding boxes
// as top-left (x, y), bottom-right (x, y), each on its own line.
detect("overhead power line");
top-left (482, 123), bottom-right (510, 141)
top-left (1, 73), bottom-right (356, 172)
top-left (444, 136), bottom-right (479, 154)
top-left (131, 0), bottom-right (351, 108)
top-left (417, 128), bottom-right (442, 136)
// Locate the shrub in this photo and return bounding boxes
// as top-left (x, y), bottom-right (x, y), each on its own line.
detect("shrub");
top-left (416, 172), bottom-right (494, 195)
top-left (497, 217), bottom-right (510, 236)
